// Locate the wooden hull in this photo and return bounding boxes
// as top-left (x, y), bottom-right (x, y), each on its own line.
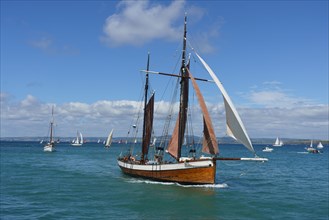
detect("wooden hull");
top-left (117, 159), bottom-right (216, 185)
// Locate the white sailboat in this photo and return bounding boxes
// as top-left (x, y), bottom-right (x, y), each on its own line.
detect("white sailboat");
top-left (105, 129), bottom-right (114, 148)
top-left (317, 142), bottom-right (324, 150)
top-left (273, 137), bottom-right (283, 147)
top-left (44, 107), bottom-right (56, 152)
top-left (117, 15), bottom-right (267, 185)
top-left (71, 131), bottom-right (83, 146)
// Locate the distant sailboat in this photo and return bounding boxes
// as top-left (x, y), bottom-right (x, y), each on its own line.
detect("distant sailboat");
top-left (273, 137), bottom-right (283, 147)
top-left (105, 129), bottom-right (114, 148)
top-left (117, 15), bottom-right (267, 185)
top-left (305, 140), bottom-right (321, 153)
top-left (262, 146), bottom-right (273, 152)
top-left (44, 106), bottom-right (56, 152)
top-left (317, 142), bottom-right (324, 150)
top-left (71, 131), bottom-right (83, 146)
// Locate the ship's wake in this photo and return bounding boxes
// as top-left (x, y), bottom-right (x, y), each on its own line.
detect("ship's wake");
top-left (127, 179), bottom-right (228, 188)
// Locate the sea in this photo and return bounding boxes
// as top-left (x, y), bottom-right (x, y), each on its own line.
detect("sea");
top-left (1, 141), bottom-right (328, 220)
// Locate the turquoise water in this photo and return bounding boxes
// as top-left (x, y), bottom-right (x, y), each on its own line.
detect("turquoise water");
top-left (1, 141), bottom-right (328, 219)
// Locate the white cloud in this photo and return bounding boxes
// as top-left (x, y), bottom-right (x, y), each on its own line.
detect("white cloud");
top-left (100, 0), bottom-right (222, 54)
top-left (237, 105), bottom-right (329, 139)
top-left (234, 81), bottom-right (329, 139)
top-left (1, 92), bottom-right (328, 140)
top-left (101, 0), bottom-right (185, 47)
top-left (244, 82), bottom-right (314, 108)
top-left (29, 35), bottom-right (79, 55)
top-left (29, 37), bottom-right (53, 50)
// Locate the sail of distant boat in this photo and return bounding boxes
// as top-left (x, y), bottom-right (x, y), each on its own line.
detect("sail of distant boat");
top-left (273, 137), bottom-right (283, 147)
top-left (105, 129), bottom-right (114, 148)
top-left (44, 106), bottom-right (56, 152)
top-left (317, 142), bottom-right (324, 149)
top-left (71, 131), bottom-right (83, 146)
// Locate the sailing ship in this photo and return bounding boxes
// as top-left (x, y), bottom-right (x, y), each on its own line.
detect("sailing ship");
top-left (105, 129), bottom-right (114, 148)
top-left (71, 131), bottom-right (83, 146)
top-left (117, 15), bottom-right (267, 185)
top-left (44, 107), bottom-right (56, 152)
top-left (273, 137), bottom-right (283, 147)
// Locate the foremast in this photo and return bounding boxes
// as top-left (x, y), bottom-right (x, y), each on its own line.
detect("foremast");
top-left (141, 53), bottom-right (154, 163)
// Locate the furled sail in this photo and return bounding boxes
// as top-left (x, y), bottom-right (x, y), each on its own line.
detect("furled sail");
top-left (195, 52), bottom-right (255, 153)
top-left (141, 93), bottom-right (155, 158)
top-left (186, 68), bottom-right (219, 155)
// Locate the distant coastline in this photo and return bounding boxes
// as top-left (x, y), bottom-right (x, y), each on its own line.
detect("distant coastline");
top-left (1, 137), bottom-right (328, 145)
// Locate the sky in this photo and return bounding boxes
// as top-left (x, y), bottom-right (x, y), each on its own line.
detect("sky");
top-left (1, 0), bottom-right (328, 140)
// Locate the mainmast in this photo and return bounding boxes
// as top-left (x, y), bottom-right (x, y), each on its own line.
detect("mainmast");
top-left (177, 14), bottom-right (189, 160)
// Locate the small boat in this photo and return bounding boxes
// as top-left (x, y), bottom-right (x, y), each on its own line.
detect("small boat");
top-left (262, 146), bottom-right (274, 152)
top-left (71, 131), bottom-right (83, 146)
top-left (44, 106), bottom-right (56, 152)
top-left (105, 129), bottom-right (114, 148)
top-left (117, 15), bottom-right (267, 185)
top-left (273, 137), bottom-right (283, 147)
top-left (305, 140), bottom-right (321, 154)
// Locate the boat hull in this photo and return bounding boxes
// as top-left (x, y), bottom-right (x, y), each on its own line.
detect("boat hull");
top-left (117, 159), bottom-right (216, 185)
top-left (44, 144), bottom-right (55, 152)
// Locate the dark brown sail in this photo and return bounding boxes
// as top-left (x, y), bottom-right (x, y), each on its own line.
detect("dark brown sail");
top-left (141, 94), bottom-right (154, 160)
top-left (187, 68), bottom-right (219, 155)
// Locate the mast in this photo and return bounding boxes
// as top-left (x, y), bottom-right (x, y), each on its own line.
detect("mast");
top-left (177, 14), bottom-right (188, 160)
top-left (141, 53), bottom-right (150, 162)
top-left (50, 106), bottom-right (54, 144)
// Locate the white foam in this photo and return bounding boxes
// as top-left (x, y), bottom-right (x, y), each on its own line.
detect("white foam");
top-left (127, 179), bottom-right (228, 188)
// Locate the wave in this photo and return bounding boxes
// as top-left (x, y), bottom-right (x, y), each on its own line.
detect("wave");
top-left (126, 179), bottom-right (228, 188)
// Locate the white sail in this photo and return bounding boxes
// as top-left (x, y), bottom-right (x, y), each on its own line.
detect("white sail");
top-left (317, 142), bottom-right (324, 149)
top-left (105, 129), bottom-right (114, 147)
top-left (273, 137), bottom-right (283, 146)
top-left (274, 137), bottom-right (280, 145)
top-left (151, 137), bottom-right (157, 146)
top-left (71, 131), bottom-right (83, 146)
top-left (80, 132), bottom-right (83, 144)
top-left (195, 52), bottom-right (255, 154)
